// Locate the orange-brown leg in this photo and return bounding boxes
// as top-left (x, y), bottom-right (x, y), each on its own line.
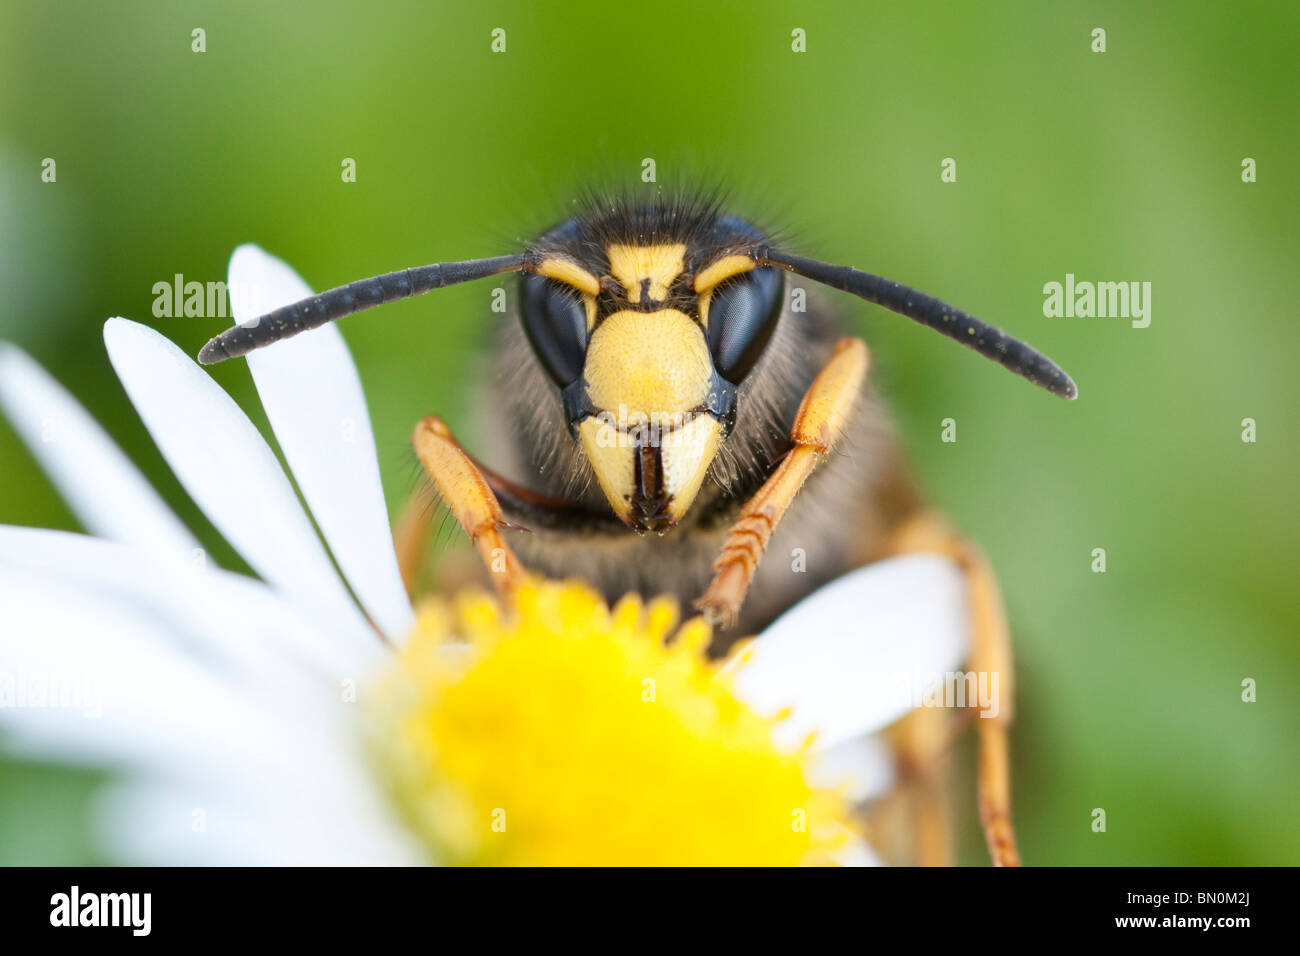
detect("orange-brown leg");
top-left (393, 486), bottom-right (436, 598)
top-left (885, 512), bottom-right (1021, 867)
top-left (885, 706), bottom-right (956, 866)
top-left (411, 416), bottom-right (529, 598)
top-left (695, 338), bottom-right (869, 626)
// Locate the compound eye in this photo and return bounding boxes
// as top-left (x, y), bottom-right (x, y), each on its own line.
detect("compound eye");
top-left (520, 273), bottom-right (588, 387)
top-left (705, 266), bottom-right (784, 384)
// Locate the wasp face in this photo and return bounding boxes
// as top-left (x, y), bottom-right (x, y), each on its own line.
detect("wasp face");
top-left (518, 210), bottom-right (785, 533)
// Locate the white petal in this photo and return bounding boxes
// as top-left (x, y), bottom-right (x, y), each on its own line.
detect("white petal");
top-left (0, 527), bottom-right (416, 865)
top-left (0, 343), bottom-right (199, 559)
top-left (0, 559), bottom-right (417, 865)
top-left (94, 776), bottom-right (423, 866)
top-left (725, 555), bottom-right (970, 751)
top-left (0, 565), bottom-right (318, 774)
top-left (0, 561), bottom-right (390, 821)
top-left (227, 245), bottom-right (413, 640)
top-left (0, 525), bottom-right (380, 682)
top-left (808, 734), bottom-right (896, 804)
top-left (102, 318), bottom-right (375, 646)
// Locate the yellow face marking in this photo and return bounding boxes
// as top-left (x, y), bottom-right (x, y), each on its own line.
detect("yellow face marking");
top-left (535, 257), bottom-right (601, 297)
top-left (698, 288), bottom-right (716, 330)
top-left (577, 414), bottom-right (723, 527)
top-left (579, 307), bottom-right (720, 525)
top-left (583, 309), bottom-right (712, 422)
top-left (578, 417), bottom-right (636, 519)
top-left (659, 415), bottom-right (722, 522)
top-left (606, 243), bottom-right (687, 304)
top-left (693, 254), bottom-right (756, 293)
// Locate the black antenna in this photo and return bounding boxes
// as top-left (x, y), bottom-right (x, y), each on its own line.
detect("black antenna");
top-left (761, 248), bottom-right (1077, 399)
top-left (198, 254), bottom-right (527, 365)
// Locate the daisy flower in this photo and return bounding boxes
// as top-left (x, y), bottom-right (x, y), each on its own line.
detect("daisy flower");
top-left (0, 246), bottom-right (970, 865)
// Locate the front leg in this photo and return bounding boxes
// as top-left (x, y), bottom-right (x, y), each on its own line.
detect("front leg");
top-left (696, 338), bottom-right (869, 626)
top-left (411, 416), bottom-right (530, 597)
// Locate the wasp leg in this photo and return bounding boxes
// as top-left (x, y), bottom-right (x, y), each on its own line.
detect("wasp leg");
top-left (695, 337), bottom-right (869, 627)
top-left (391, 485), bottom-right (434, 598)
top-left (411, 416), bottom-right (529, 598)
top-left (885, 512), bottom-right (1021, 867)
top-left (876, 706), bottom-right (956, 866)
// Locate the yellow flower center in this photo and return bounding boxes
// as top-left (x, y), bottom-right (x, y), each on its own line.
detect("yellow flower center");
top-left (368, 580), bottom-right (850, 865)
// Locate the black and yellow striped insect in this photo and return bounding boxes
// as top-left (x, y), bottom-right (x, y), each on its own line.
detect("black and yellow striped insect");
top-left (200, 193), bottom-right (1076, 866)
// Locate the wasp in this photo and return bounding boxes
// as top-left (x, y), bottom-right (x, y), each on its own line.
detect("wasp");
top-left (199, 193), bottom-right (1076, 866)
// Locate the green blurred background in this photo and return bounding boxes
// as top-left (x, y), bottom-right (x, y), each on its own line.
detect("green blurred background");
top-left (1, 0), bottom-right (1296, 865)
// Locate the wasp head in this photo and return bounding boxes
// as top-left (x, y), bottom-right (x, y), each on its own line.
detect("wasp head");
top-left (518, 205), bottom-right (785, 533)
